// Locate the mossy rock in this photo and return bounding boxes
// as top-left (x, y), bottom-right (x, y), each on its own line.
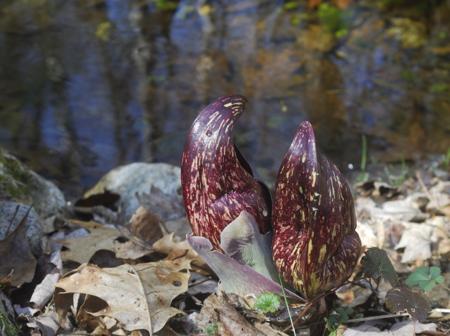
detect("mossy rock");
top-left (0, 291), bottom-right (18, 336)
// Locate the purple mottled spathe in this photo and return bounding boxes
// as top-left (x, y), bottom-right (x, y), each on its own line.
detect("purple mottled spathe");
top-left (272, 121), bottom-right (361, 299)
top-left (181, 96), bottom-right (271, 249)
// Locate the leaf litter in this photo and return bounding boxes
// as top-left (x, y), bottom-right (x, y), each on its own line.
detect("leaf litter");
top-left (1, 160), bottom-right (449, 335)
top-left (55, 259), bottom-right (190, 333)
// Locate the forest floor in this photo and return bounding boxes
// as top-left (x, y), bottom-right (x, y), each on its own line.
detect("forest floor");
top-left (0, 154), bottom-right (449, 336)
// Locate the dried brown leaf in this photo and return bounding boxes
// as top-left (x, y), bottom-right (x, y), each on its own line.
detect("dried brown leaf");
top-left (395, 224), bottom-right (432, 263)
top-left (60, 221), bottom-right (123, 264)
top-left (385, 287), bottom-right (430, 321)
top-left (128, 206), bottom-right (162, 243)
top-left (113, 239), bottom-right (152, 260)
top-left (55, 259), bottom-right (190, 333)
top-left (153, 233), bottom-right (204, 266)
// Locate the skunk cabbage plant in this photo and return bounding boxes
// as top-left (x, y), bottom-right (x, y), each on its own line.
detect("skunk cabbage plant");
top-left (272, 121), bottom-right (361, 299)
top-left (181, 96), bottom-right (271, 249)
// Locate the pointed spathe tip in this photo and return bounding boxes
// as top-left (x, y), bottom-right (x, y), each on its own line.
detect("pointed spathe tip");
top-left (216, 95), bottom-right (247, 112)
top-left (288, 120), bottom-right (317, 163)
top-left (217, 95), bottom-right (247, 105)
top-left (297, 121), bottom-right (315, 140)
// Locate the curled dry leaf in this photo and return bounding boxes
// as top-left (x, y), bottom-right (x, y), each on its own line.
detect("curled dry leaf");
top-left (30, 272), bottom-right (60, 310)
top-left (55, 258), bottom-right (190, 333)
top-left (153, 233), bottom-right (205, 266)
top-left (112, 206), bottom-right (162, 260)
top-left (29, 250), bottom-right (63, 310)
top-left (128, 206), bottom-right (163, 243)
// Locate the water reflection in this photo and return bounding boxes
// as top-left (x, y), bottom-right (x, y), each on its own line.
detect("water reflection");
top-left (0, 0), bottom-right (449, 196)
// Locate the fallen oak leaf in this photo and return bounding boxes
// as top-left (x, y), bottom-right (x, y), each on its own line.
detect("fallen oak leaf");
top-left (55, 259), bottom-right (190, 333)
top-left (60, 220), bottom-right (124, 264)
top-left (113, 239), bottom-right (152, 260)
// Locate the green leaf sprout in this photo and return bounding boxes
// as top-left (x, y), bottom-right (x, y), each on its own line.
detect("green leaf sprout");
top-left (405, 266), bottom-right (444, 292)
top-left (254, 292), bottom-right (281, 314)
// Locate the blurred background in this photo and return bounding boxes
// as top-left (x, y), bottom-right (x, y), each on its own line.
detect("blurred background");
top-left (0, 0), bottom-right (449, 197)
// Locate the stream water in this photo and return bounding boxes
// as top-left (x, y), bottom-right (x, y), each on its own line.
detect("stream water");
top-left (1, 0), bottom-right (449, 196)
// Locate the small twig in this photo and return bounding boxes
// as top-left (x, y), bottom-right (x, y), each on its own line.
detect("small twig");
top-left (284, 288), bottom-right (332, 332)
top-left (278, 273), bottom-right (297, 336)
top-left (347, 278), bottom-right (377, 296)
top-left (346, 308), bottom-right (450, 324)
top-left (432, 308), bottom-right (450, 314)
top-left (346, 313), bottom-right (410, 324)
top-left (416, 171), bottom-right (434, 201)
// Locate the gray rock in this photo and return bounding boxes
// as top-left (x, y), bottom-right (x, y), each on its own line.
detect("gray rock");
top-left (85, 163), bottom-right (182, 220)
top-left (0, 201), bottom-right (43, 256)
top-left (0, 148), bottom-right (65, 219)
